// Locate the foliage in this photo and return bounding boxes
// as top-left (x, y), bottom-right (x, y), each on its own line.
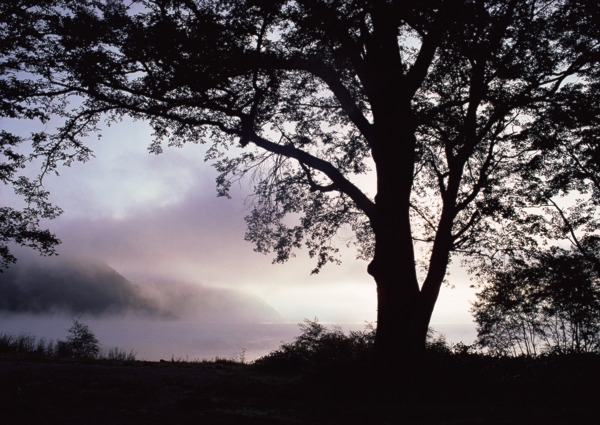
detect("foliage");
top-left (0, 332), bottom-right (66, 359)
top-left (254, 319), bottom-right (475, 374)
top-left (62, 319), bottom-right (100, 359)
top-left (0, 319), bottom-right (100, 359)
top-left (0, 0), bottom-right (66, 271)
top-left (0, 333), bottom-right (45, 356)
top-left (1, 0), bottom-right (599, 357)
top-left (472, 247), bottom-right (600, 356)
top-left (253, 319), bottom-right (376, 373)
top-left (424, 328), bottom-right (453, 356)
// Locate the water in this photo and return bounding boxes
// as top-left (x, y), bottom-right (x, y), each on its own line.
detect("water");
top-left (0, 314), bottom-right (476, 361)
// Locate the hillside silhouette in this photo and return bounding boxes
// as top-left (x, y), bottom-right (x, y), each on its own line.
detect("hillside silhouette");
top-left (0, 254), bottom-right (281, 322)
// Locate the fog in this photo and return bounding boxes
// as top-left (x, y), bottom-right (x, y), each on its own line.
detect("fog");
top-left (0, 252), bottom-right (476, 361)
top-left (0, 252), bottom-right (282, 321)
top-left (0, 252), bottom-right (354, 361)
top-left (0, 253), bottom-right (361, 361)
top-left (0, 313), bottom-right (307, 361)
top-left (1, 256), bottom-right (166, 317)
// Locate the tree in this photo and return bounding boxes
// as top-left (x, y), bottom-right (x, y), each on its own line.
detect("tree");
top-left (472, 262), bottom-right (547, 356)
top-left (1, 0), bottom-right (64, 271)
top-left (62, 319), bottom-right (100, 359)
top-left (517, 53), bottom-right (600, 275)
top-left (472, 247), bottom-right (600, 356)
top-left (2, 0), bottom-right (599, 369)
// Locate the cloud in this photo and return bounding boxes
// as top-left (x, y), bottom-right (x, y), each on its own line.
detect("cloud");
top-left (38, 120), bottom-right (211, 219)
top-left (5, 115), bottom-right (377, 323)
top-left (49, 181), bottom-right (372, 286)
top-left (49, 187), bottom-right (254, 284)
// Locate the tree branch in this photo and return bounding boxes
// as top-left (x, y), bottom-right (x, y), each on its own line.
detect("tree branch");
top-left (276, 56), bottom-right (374, 144)
top-left (245, 130), bottom-right (376, 219)
top-left (299, 162), bottom-right (337, 193)
top-left (546, 197), bottom-right (600, 275)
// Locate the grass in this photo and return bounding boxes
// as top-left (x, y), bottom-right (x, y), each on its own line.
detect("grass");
top-left (1, 322), bottom-right (598, 424)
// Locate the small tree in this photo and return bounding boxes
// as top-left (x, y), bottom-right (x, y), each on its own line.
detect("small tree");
top-left (63, 319), bottom-right (100, 359)
top-left (471, 267), bottom-right (543, 356)
top-left (472, 248), bottom-right (600, 356)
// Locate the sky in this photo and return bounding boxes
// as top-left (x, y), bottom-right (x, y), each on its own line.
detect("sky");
top-left (1, 116), bottom-right (478, 360)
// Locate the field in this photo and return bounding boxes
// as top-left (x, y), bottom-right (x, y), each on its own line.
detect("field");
top-left (1, 353), bottom-right (597, 425)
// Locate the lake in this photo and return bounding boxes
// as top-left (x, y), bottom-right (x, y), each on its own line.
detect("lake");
top-left (0, 314), bottom-right (477, 361)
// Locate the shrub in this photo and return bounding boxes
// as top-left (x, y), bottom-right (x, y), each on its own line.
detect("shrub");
top-left (472, 247), bottom-right (600, 356)
top-left (255, 320), bottom-right (482, 375)
top-left (0, 333), bottom-right (15, 354)
top-left (63, 319), bottom-right (100, 359)
top-left (254, 319), bottom-right (375, 373)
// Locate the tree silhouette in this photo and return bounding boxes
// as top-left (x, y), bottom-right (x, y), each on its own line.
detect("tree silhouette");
top-left (1, 0), bottom-right (599, 368)
top-left (473, 247), bottom-right (600, 356)
top-left (0, 1), bottom-right (63, 270)
top-left (62, 319), bottom-right (100, 359)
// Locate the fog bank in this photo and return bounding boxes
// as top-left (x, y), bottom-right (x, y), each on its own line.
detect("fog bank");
top-left (0, 253), bottom-right (282, 323)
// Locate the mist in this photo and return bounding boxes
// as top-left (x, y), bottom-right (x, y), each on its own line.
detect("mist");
top-left (0, 256), bottom-right (166, 317)
top-left (0, 250), bottom-right (476, 361)
top-left (0, 252), bottom-right (301, 361)
top-left (0, 253), bottom-right (281, 322)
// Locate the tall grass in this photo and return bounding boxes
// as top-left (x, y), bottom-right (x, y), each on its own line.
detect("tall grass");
top-left (106, 347), bottom-right (137, 362)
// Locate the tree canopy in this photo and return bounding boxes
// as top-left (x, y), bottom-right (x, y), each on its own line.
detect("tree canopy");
top-left (1, 0), bottom-right (599, 366)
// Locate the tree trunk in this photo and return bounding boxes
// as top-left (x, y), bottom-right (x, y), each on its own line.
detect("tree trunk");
top-left (372, 264), bottom-right (427, 365)
top-left (367, 158), bottom-right (430, 374)
top-left (367, 119), bottom-right (452, 378)
top-left (369, 244), bottom-right (447, 383)
top-left (364, 9), bottom-right (447, 375)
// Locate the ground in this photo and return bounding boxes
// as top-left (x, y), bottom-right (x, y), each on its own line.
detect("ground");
top-left (0, 356), bottom-right (597, 424)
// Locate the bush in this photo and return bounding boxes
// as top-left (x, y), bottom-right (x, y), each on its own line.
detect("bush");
top-left (63, 319), bottom-right (100, 359)
top-left (254, 319), bottom-right (375, 373)
top-left (472, 247), bottom-right (600, 356)
top-left (254, 320), bottom-right (483, 376)
top-left (425, 328), bottom-right (452, 355)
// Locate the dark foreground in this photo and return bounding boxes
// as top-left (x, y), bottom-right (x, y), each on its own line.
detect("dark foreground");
top-left (1, 355), bottom-right (597, 425)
